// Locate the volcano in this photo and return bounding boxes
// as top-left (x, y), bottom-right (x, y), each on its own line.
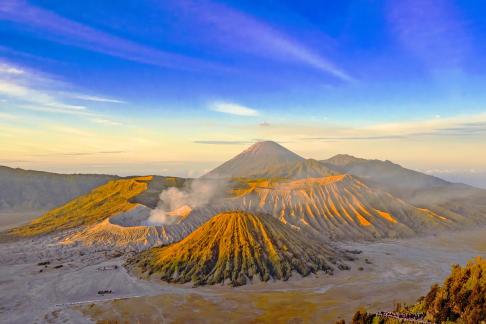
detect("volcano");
top-left (129, 211), bottom-right (349, 286)
top-left (204, 141), bottom-right (303, 178)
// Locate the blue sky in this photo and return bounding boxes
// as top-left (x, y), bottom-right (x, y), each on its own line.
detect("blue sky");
top-left (1, 0), bottom-right (486, 185)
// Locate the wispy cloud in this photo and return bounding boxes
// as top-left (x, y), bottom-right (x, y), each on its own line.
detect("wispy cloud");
top-left (0, 80), bottom-right (91, 116)
top-left (299, 113), bottom-right (486, 142)
top-left (61, 150), bottom-right (126, 156)
top-left (173, 0), bottom-right (353, 81)
top-left (194, 140), bottom-right (253, 145)
top-left (0, 63), bottom-right (25, 75)
top-left (304, 135), bottom-right (404, 141)
top-left (210, 101), bottom-right (259, 116)
top-left (49, 126), bottom-right (95, 137)
top-left (90, 118), bottom-right (123, 126)
top-left (68, 94), bottom-right (126, 104)
top-left (0, 77), bottom-right (92, 116)
top-left (0, 112), bottom-right (18, 120)
top-left (16, 104), bottom-right (92, 116)
top-left (31, 150), bottom-right (127, 157)
top-left (0, 61), bottom-right (124, 125)
top-left (0, 0), bottom-right (219, 72)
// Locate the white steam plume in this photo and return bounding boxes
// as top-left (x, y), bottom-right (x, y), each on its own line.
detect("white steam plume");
top-left (146, 179), bottom-right (228, 225)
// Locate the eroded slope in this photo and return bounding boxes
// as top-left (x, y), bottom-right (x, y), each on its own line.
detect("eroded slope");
top-left (226, 175), bottom-right (453, 240)
top-left (129, 211), bottom-right (349, 286)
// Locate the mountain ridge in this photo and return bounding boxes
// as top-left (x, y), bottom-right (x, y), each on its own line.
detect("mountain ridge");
top-left (320, 154), bottom-right (486, 225)
top-left (0, 165), bottom-right (116, 212)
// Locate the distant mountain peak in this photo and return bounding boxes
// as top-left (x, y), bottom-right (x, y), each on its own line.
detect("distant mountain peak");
top-left (324, 154), bottom-right (365, 166)
top-left (203, 141), bottom-right (304, 179)
top-left (240, 141), bottom-right (302, 158)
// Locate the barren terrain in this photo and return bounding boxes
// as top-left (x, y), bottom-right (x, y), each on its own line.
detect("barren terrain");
top-left (1, 227), bottom-right (484, 323)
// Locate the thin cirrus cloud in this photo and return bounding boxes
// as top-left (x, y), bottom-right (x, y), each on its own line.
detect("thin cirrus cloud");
top-left (172, 0), bottom-right (353, 81)
top-left (210, 102), bottom-right (259, 116)
top-left (61, 150), bottom-right (126, 156)
top-left (0, 0), bottom-right (220, 72)
top-left (0, 61), bottom-right (123, 125)
top-left (0, 79), bottom-right (91, 115)
top-left (69, 94), bottom-right (126, 104)
top-left (90, 118), bottom-right (123, 126)
top-left (300, 113), bottom-right (486, 142)
top-left (0, 63), bottom-right (25, 75)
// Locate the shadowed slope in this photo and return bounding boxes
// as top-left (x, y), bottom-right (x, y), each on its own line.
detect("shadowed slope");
top-left (130, 211), bottom-right (348, 286)
top-left (322, 154), bottom-right (449, 196)
top-left (0, 165), bottom-right (115, 212)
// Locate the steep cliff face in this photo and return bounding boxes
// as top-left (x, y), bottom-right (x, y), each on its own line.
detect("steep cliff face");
top-left (129, 211), bottom-right (349, 286)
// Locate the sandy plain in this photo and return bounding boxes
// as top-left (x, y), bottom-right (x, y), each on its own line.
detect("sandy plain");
top-left (0, 228), bottom-right (484, 323)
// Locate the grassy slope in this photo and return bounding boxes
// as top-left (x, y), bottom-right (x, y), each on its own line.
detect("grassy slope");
top-left (9, 176), bottom-right (152, 237)
top-left (131, 211), bottom-right (347, 287)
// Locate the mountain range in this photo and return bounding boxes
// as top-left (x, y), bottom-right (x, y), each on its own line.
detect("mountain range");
top-left (2, 141), bottom-right (486, 285)
top-left (0, 166), bottom-right (115, 212)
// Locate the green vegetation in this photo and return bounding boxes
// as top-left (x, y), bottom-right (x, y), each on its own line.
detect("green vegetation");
top-left (341, 256), bottom-right (486, 323)
top-left (9, 176), bottom-right (152, 237)
top-left (417, 256), bottom-right (485, 323)
top-left (130, 211), bottom-right (346, 287)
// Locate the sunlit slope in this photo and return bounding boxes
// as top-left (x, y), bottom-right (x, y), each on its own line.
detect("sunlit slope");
top-left (8, 176), bottom-right (190, 238)
top-left (322, 154), bottom-right (486, 225)
top-left (9, 176), bottom-right (151, 237)
top-left (227, 175), bottom-right (452, 240)
top-left (130, 211), bottom-right (348, 286)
